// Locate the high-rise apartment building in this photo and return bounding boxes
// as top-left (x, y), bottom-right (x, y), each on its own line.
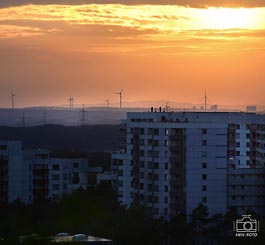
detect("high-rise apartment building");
top-left (112, 111), bottom-right (265, 219)
top-left (0, 141), bottom-right (97, 206)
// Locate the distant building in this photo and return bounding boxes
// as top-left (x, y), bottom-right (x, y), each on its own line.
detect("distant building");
top-left (112, 111), bottom-right (265, 220)
top-left (246, 106), bottom-right (256, 113)
top-left (0, 141), bottom-right (102, 206)
top-left (210, 104), bottom-right (218, 111)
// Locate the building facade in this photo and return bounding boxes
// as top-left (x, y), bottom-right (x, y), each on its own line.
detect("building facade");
top-left (0, 141), bottom-right (98, 206)
top-left (112, 111), bottom-right (265, 220)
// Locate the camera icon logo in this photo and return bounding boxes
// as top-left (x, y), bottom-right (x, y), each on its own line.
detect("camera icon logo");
top-left (234, 215), bottom-right (259, 233)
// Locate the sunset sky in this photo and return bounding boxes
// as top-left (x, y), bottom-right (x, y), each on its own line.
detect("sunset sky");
top-left (0, 0), bottom-right (264, 108)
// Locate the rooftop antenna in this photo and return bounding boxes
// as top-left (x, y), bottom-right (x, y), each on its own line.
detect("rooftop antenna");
top-left (165, 102), bottom-right (170, 112)
top-left (105, 99), bottom-right (110, 108)
top-left (68, 96), bottom-right (74, 109)
top-left (116, 89), bottom-right (123, 109)
top-left (80, 104), bottom-right (88, 126)
top-left (11, 91), bottom-right (15, 109)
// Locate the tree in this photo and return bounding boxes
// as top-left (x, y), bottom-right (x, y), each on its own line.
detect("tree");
top-left (190, 203), bottom-right (209, 245)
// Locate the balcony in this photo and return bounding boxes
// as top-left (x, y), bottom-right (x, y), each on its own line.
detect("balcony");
top-left (170, 135), bottom-right (185, 141)
top-left (32, 169), bottom-right (49, 175)
top-left (33, 179), bottom-right (49, 185)
top-left (170, 167), bottom-right (179, 174)
top-left (33, 189), bottom-right (49, 196)
top-left (170, 155), bottom-right (186, 163)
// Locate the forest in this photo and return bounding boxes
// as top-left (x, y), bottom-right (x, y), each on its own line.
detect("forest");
top-left (0, 183), bottom-right (264, 245)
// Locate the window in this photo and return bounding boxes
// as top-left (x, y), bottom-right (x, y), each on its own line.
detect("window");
top-left (140, 172), bottom-right (144, 178)
top-left (202, 185), bottom-right (207, 191)
top-left (164, 208), bottom-right (168, 215)
top-left (153, 185), bottom-right (159, 192)
top-left (202, 140), bottom-right (207, 146)
top-left (165, 140), bottom-right (169, 147)
top-left (118, 170), bottom-right (123, 176)
top-left (153, 196), bottom-right (159, 203)
top-left (148, 151), bottom-right (152, 157)
top-left (52, 174), bottom-right (59, 180)
top-left (202, 162), bottom-right (207, 169)
top-left (202, 196), bottom-right (207, 203)
top-left (153, 151), bottom-right (159, 158)
top-left (165, 162), bottom-right (168, 169)
top-left (148, 173), bottom-right (153, 180)
top-left (165, 129), bottom-right (169, 135)
top-left (202, 151), bottom-right (207, 157)
top-left (202, 129), bottom-right (207, 134)
top-left (164, 197), bottom-right (168, 203)
top-left (236, 142), bottom-right (240, 147)
top-left (53, 184), bottom-right (60, 190)
top-left (140, 150), bottom-right (145, 157)
top-left (154, 129), bottom-right (159, 135)
top-left (202, 174), bottom-right (207, 180)
top-left (154, 162), bottom-right (159, 169)
top-left (164, 174), bottom-right (168, 181)
top-left (140, 128), bottom-right (145, 134)
top-left (118, 181), bottom-right (123, 187)
top-left (52, 164), bottom-right (59, 170)
top-left (148, 162), bottom-right (153, 169)
top-left (148, 184), bottom-right (152, 191)
top-left (73, 162), bottom-right (79, 168)
top-left (164, 185), bottom-right (168, 192)
top-left (140, 139), bottom-right (145, 145)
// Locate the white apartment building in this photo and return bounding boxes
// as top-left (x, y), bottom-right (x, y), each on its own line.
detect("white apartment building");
top-left (112, 111), bottom-right (265, 220)
top-left (0, 141), bottom-right (97, 206)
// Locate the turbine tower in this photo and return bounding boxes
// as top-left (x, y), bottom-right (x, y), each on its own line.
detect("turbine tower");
top-left (116, 89), bottom-right (123, 109)
top-left (11, 92), bottom-right (15, 109)
top-left (68, 96), bottom-right (74, 109)
top-left (203, 90), bottom-right (208, 110)
top-left (105, 99), bottom-right (109, 108)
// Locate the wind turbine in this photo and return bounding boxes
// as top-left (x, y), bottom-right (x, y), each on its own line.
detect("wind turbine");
top-left (116, 89), bottom-right (123, 109)
top-left (202, 90), bottom-right (208, 110)
top-left (68, 96), bottom-right (74, 109)
top-left (105, 99), bottom-right (110, 108)
top-left (11, 91), bottom-right (15, 109)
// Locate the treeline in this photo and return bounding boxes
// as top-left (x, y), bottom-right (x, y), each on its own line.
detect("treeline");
top-left (0, 125), bottom-right (122, 151)
top-left (0, 184), bottom-right (264, 245)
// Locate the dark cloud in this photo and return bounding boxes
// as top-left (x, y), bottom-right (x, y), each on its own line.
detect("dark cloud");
top-left (0, 0), bottom-right (265, 8)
